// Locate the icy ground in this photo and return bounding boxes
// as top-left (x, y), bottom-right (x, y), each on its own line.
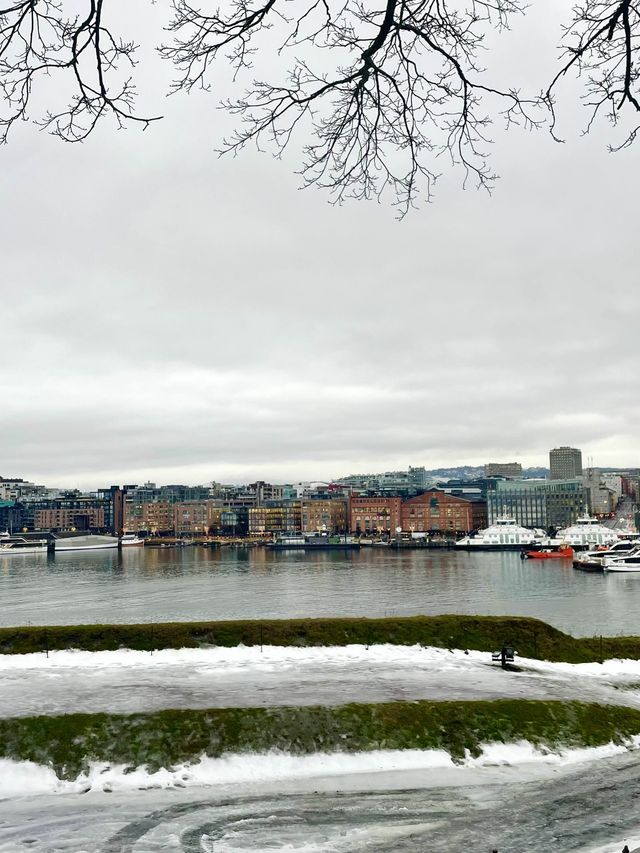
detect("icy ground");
top-left (2, 747), bottom-right (640, 852)
top-left (3, 645), bottom-right (640, 851)
top-left (2, 644), bottom-right (640, 718)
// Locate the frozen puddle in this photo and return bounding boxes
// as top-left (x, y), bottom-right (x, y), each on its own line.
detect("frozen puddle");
top-left (3, 644), bottom-right (640, 717)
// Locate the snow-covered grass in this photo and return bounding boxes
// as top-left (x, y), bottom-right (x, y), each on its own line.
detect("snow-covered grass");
top-left (3, 737), bottom-right (640, 798)
top-left (0, 614), bottom-right (623, 662)
top-left (3, 699), bottom-right (640, 780)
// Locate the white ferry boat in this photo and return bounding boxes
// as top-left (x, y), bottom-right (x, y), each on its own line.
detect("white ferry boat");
top-left (53, 534), bottom-right (119, 552)
top-left (0, 533), bottom-right (49, 555)
top-left (456, 517), bottom-right (546, 550)
top-left (553, 515), bottom-right (618, 550)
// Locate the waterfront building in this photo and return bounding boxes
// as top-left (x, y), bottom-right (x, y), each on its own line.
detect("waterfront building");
top-left (349, 496), bottom-right (402, 536)
top-left (123, 500), bottom-right (173, 534)
top-left (0, 500), bottom-right (22, 532)
top-left (35, 504), bottom-right (105, 532)
top-left (301, 498), bottom-right (348, 534)
top-left (95, 485), bottom-right (127, 536)
top-left (173, 501), bottom-right (213, 535)
top-left (487, 478), bottom-right (587, 529)
top-left (248, 501), bottom-right (302, 535)
top-left (483, 462), bottom-right (522, 479)
top-left (400, 491), bottom-right (477, 535)
top-left (20, 493), bottom-right (113, 533)
top-left (220, 508), bottom-right (249, 536)
top-left (550, 446), bottom-right (583, 480)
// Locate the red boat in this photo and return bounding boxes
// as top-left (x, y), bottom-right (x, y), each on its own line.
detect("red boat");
top-left (525, 547), bottom-right (574, 559)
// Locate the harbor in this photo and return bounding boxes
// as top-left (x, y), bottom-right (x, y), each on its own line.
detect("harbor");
top-left (4, 545), bottom-right (640, 636)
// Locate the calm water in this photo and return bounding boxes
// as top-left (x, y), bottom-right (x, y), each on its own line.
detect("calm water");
top-left (2, 546), bottom-right (639, 636)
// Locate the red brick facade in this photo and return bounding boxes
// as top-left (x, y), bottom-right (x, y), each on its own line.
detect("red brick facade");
top-left (400, 491), bottom-right (475, 534)
top-left (349, 497), bottom-right (402, 535)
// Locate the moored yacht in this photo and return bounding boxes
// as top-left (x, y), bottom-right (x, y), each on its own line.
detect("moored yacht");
top-left (552, 515), bottom-right (618, 550)
top-left (573, 540), bottom-right (638, 571)
top-left (603, 550), bottom-right (640, 572)
top-left (0, 533), bottom-right (49, 555)
top-left (267, 534), bottom-right (359, 550)
top-left (456, 517), bottom-right (546, 550)
top-left (120, 533), bottom-right (144, 547)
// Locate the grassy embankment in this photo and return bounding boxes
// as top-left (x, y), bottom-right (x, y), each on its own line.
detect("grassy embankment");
top-left (3, 700), bottom-right (640, 779)
top-left (1, 615), bottom-right (638, 662)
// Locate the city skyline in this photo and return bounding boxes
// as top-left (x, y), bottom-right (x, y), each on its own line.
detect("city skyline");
top-left (3, 453), bottom-right (638, 493)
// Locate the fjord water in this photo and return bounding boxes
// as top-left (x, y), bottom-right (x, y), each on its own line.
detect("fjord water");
top-left (2, 546), bottom-right (640, 635)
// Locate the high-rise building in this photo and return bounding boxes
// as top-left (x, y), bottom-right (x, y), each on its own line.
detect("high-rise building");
top-left (549, 446), bottom-right (583, 480)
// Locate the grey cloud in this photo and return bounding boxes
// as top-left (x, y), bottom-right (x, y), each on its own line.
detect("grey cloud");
top-left (0, 0), bottom-right (638, 488)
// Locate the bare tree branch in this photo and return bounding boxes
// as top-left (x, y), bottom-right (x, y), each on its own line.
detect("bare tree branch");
top-left (546, 0), bottom-right (640, 149)
top-left (161, 0), bottom-right (544, 214)
top-left (0, 0), bottom-right (161, 143)
top-left (1, 0), bottom-right (640, 211)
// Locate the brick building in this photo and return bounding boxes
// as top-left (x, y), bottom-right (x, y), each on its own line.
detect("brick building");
top-left (301, 499), bottom-right (348, 534)
top-left (400, 491), bottom-right (475, 535)
top-left (35, 506), bottom-right (106, 532)
top-left (349, 497), bottom-right (402, 535)
top-left (123, 500), bottom-right (173, 534)
top-left (173, 501), bottom-right (212, 535)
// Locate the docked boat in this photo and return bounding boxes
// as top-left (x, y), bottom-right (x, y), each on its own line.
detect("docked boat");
top-left (455, 517), bottom-right (546, 551)
top-left (120, 533), bottom-right (144, 547)
top-left (267, 534), bottom-right (359, 550)
top-left (53, 534), bottom-right (119, 552)
top-left (573, 540), bottom-right (638, 572)
top-left (0, 533), bottom-right (49, 555)
top-left (603, 551), bottom-right (640, 572)
top-left (524, 546), bottom-right (574, 560)
top-left (553, 515), bottom-right (619, 550)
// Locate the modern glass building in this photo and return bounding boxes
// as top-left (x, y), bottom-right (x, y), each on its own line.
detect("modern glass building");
top-left (487, 478), bottom-right (588, 530)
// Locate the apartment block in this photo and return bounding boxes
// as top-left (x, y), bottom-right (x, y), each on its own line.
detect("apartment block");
top-left (123, 500), bottom-right (173, 534)
top-left (173, 501), bottom-right (212, 535)
top-left (35, 506), bottom-right (105, 532)
top-left (248, 502), bottom-right (302, 535)
top-left (301, 499), bottom-right (348, 534)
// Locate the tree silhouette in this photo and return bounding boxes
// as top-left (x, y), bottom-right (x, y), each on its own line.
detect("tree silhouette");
top-left (1, 0), bottom-right (639, 212)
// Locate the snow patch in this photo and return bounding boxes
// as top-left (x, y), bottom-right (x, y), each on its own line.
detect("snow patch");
top-left (0, 643), bottom-right (480, 672)
top-left (2, 738), bottom-right (640, 799)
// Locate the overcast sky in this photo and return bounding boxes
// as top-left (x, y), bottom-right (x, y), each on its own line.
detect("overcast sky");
top-left (0, 0), bottom-right (638, 489)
